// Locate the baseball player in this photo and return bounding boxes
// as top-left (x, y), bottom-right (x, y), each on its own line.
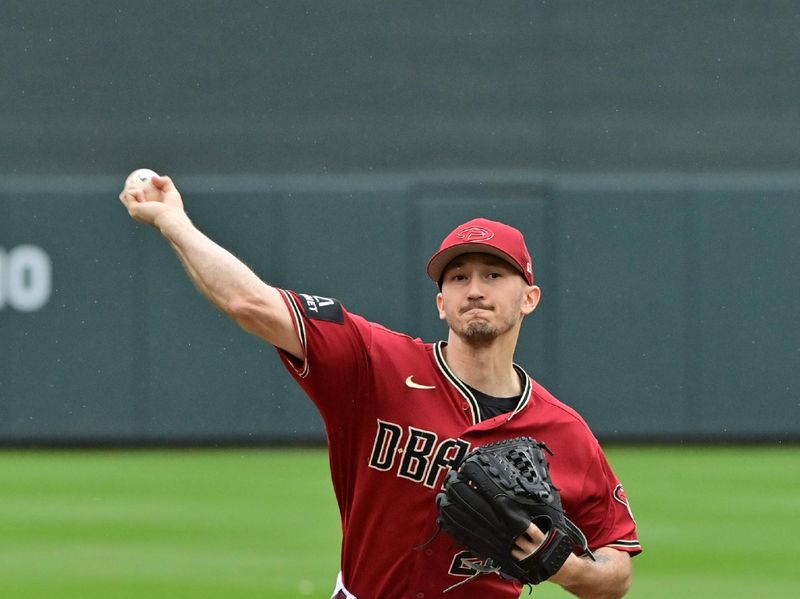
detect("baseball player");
top-left (119, 174), bottom-right (641, 598)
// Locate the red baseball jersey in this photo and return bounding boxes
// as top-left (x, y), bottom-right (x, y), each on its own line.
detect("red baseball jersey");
top-left (277, 290), bottom-right (641, 598)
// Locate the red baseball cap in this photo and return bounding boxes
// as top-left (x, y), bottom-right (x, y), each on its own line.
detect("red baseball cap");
top-left (427, 218), bottom-right (534, 285)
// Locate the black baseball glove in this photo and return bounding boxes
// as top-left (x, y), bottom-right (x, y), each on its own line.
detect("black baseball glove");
top-left (436, 437), bottom-right (594, 589)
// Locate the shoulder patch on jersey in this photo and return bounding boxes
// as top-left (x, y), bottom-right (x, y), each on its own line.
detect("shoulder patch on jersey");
top-left (613, 483), bottom-right (636, 523)
top-left (297, 293), bottom-right (344, 323)
top-left (613, 483), bottom-right (629, 506)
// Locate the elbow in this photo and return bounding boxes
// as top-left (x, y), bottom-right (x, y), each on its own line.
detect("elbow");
top-left (574, 579), bottom-right (630, 599)
top-left (601, 548), bottom-right (633, 599)
top-left (598, 567), bottom-right (632, 599)
top-left (592, 564), bottom-right (631, 599)
top-left (606, 574), bottom-right (632, 599)
top-left (620, 570), bottom-right (633, 597)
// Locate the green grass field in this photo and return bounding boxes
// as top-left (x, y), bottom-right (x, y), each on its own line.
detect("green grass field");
top-left (0, 446), bottom-right (797, 598)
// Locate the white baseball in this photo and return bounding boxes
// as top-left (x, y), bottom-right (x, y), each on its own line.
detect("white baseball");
top-left (124, 168), bottom-right (161, 201)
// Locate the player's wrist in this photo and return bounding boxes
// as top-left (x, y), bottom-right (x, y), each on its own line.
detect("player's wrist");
top-left (548, 552), bottom-right (582, 586)
top-left (155, 209), bottom-right (192, 237)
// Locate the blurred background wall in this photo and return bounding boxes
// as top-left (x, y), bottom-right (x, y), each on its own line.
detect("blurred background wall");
top-left (1, 1), bottom-right (798, 444)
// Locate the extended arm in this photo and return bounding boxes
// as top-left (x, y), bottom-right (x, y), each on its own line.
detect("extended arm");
top-left (514, 525), bottom-right (632, 599)
top-left (119, 175), bottom-right (302, 359)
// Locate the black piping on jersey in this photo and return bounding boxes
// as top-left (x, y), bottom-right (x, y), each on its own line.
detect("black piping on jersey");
top-left (434, 342), bottom-right (479, 422)
top-left (433, 341), bottom-right (532, 425)
top-left (607, 539), bottom-right (642, 551)
top-left (279, 289), bottom-right (309, 378)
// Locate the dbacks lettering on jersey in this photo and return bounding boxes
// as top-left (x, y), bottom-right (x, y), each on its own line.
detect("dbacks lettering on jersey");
top-left (368, 420), bottom-right (470, 489)
top-left (297, 293), bottom-right (344, 323)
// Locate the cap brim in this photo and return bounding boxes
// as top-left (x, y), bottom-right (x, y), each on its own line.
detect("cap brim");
top-left (426, 243), bottom-right (526, 283)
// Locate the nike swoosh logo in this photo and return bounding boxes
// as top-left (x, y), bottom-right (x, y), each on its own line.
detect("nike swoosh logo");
top-left (405, 375), bottom-right (436, 390)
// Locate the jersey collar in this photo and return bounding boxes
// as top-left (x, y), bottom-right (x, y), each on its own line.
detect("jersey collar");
top-left (433, 341), bottom-right (532, 425)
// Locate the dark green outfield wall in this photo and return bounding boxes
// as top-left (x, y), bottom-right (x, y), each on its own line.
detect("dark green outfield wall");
top-left (2, 2), bottom-right (799, 442)
top-left (1, 173), bottom-right (797, 443)
top-left (2, 2), bottom-right (800, 176)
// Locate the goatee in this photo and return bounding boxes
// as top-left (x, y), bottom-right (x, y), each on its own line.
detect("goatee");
top-left (459, 321), bottom-right (499, 348)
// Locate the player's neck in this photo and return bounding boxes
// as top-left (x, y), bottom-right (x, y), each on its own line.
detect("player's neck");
top-left (442, 333), bottom-right (521, 397)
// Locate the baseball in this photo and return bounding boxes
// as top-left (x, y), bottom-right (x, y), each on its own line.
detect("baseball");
top-left (124, 168), bottom-right (161, 201)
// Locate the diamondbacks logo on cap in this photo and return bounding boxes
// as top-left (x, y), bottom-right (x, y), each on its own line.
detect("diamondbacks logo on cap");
top-left (456, 226), bottom-right (494, 242)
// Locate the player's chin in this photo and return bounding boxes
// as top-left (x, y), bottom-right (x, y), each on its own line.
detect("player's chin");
top-left (464, 314), bottom-right (496, 329)
top-left (461, 322), bottom-right (500, 344)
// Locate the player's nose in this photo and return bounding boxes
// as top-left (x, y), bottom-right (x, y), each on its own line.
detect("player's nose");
top-left (465, 277), bottom-right (486, 299)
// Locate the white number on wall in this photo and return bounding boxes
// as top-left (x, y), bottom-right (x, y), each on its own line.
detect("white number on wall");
top-left (0, 245), bottom-right (52, 312)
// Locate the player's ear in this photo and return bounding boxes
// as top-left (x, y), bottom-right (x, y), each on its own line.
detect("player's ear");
top-left (436, 292), bottom-right (446, 320)
top-left (520, 285), bottom-right (541, 316)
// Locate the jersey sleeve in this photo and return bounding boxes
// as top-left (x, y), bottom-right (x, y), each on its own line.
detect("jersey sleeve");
top-left (275, 289), bottom-right (373, 417)
top-left (572, 444), bottom-right (642, 556)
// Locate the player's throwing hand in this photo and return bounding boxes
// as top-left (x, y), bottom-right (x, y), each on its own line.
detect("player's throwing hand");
top-left (118, 169), bottom-right (185, 228)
